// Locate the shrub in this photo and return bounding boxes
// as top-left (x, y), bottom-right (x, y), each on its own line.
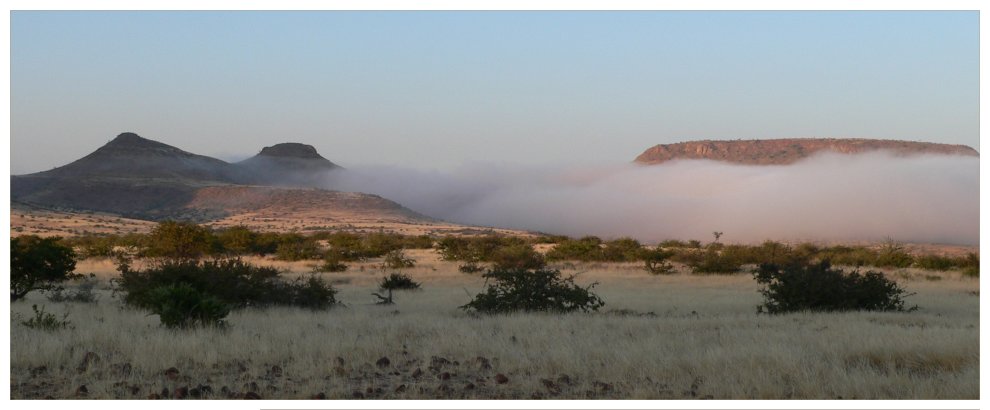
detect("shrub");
top-left (314, 251), bottom-right (348, 273)
top-left (961, 253), bottom-right (979, 277)
top-left (874, 239), bottom-right (913, 268)
top-left (20, 304), bottom-right (71, 331)
top-left (381, 249), bottom-right (415, 269)
top-left (914, 254), bottom-right (956, 271)
top-left (643, 247), bottom-right (675, 275)
top-left (685, 248), bottom-right (743, 274)
top-left (116, 258), bottom-right (338, 310)
top-left (544, 237), bottom-right (603, 261)
top-left (46, 277), bottom-right (99, 303)
top-left (144, 221), bottom-right (218, 259)
top-left (275, 239), bottom-right (323, 261)
top-left (379, 273), bottom-right (421, 290)
top-left (461, 267), bottom-right (605, 314)
top-left (489, 244), bottom-right (545, 270)
top-left (216, 226), bottom-right (258, 255)
top-left (147, 283), bottom-right (229, 328)
top-left (601, 237), bottom-right (644, 262)
top-left (11, 236), bottom-right (78, 301)
top-left (754, 260), bottom-right (915, 314)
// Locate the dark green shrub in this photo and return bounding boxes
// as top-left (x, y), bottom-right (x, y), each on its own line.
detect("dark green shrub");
top-left (381, 249), bottom-right (415, 269)
top-left (116, 258), bottom-right (338, 310)
top-left (643, 247), bottom-right (675, 275)
top-left (914, 254), bottom-right (956, 271)
top-left (685, 248), bottom-right (743, 274)
top-left (11, 236), bottom-right (79, 302)
top-left (314, 251), bottom-right (348, 273)
top-left (216, 226), bottom-right (258, 255)
top-left (961, 253), bottom-right (979, 277)
top-left (658, 239), bottom-right (688, 248)
top-left (754, 260), bottom-right (915, 314)
top-left (489, 244), bottom-right (545, 270)
top-left (275, 239), bottom-right (323, 261)
top-left (436, 235), bottom-right (525, 262)
top-left (379, 273), bottom-right (421, 290)
top-left (147, 283), bottom-right (229, 328)
top-left (461, 267), bottom-right (605, 314)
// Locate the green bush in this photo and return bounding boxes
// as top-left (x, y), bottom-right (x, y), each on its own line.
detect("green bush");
top-left (461, 267), bottom-right (605, 314)
top-left (874, 239), bottom-right (914, 268)
top-left (642, 247), bottom-right (675, 275)
top-left (544, 236), bottom-right (603, 262)
top-left (754, 260), bottom-right (915, 314)
top-left (685, 248), bottom-right (743, 274)
top-left (46, 277), bottom-right (99, 303)
top-left (275, 238), bottom-right (323, 261)
top-left (147, 283), bottom-right (229, 328)
top-left (914, 254), bottom-right (956, 271)
top-left (489, 244), bottom-right (545, 270)
top-left (381, 249), bottom-right (415, 269)
top-left (314, 251), bottom-right (348, 273)
top-left (143, 221), bottom-right (218, 259)
top-left (11, 236), bottom-right (79, 302)
top-left (436, 235), bottom-right (525, 262)
top-left (961, 253), bottom-right (979, 277)
top-left (216, 226), bottom-right (259, 255)
top-left (20, 304), bottom-right (71, 331)
top-left (116, 258), bottom-right (338, 310)
top-left (601, 238), bottom-right (644, 262)
top-left (379, 273), bottom-right (421, 290)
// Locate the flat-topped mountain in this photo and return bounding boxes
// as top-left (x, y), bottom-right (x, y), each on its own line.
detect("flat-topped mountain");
top-left (237, 143), bottom-right (341, 186)
top-left (634, 138), bottom-right (979, 166)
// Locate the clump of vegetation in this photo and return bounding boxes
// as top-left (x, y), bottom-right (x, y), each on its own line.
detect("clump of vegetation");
top-left (642, 247), bottom-right (675, 275)
top-left (143, 221), bottom-right (218, 259)
top-left (20, 304), bottom-right (71, 331)
top-left (11, 235), bottom-right (79, 302)
top-left (461, 267), bottom-right (605, 314)
top-left (314, 251), bottom-right (349, 273)
top-left (754, 260), bottom-right (915, 314)
top-left (489, 244), bottom-right (545, 270)
top-left (874, 238), bottom-right (914, 268)
top-left (46, 277), bottom-right (99, 303)
top-left (961, 253), bottom-right (979, 277)
top-left (544, 236), bottom-right (603, 261)
top-left (381, 249), bottom-right (415, 269)
top-left (683, 247), bottom-right (744, 274)
top-left (458, 262), bottom-right (485, 274)
top-left (146, 283), bottom-right (230, 329)
top-left (379, 273), bottom-right (422, 291)
top-left (116, 258), bottom-right (339, 313)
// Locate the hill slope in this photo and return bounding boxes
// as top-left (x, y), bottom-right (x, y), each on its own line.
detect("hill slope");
top-left (634, 138), bottom-right (979, 165)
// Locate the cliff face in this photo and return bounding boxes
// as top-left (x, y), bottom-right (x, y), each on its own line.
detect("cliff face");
top-left (634, 138), bottom-right (979, 165)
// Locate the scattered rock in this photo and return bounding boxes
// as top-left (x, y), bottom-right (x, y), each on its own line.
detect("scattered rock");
top-left (310, 392), bottom-right (326, 399)
top-left (376, 357), bottom-right (391, 368)
top-left (129, 385), bottom-right (141, 395)
top-left (269, 365), bottom-right (283, 378)
top-left (394, 384), bottom-right (407, 393)
top-left (351, 391), bottom-right (365, 399)
top-left (164, 367), bottom-right (180, 380)
top-left (495, 373), bottom-right (509, 384)
top-left (593, 381), bottom-right (613, 392)
top-left (541, 378), bottom-right (560, 394)
top-left (475, 357), bottom-right (492, 370)
top-left (147, 393), bottom-right (161, 400)
top-left (243, 382), bottom-right (259, 392)
top-left (556, 374), bottom-right (572, 385)
top-left (30, 366), bottom-right (47, 377)
top-left (243, 391), bottom-right (262, 400)
top-left (464, 382), bottom-right (476, 390)
top-left (75, 385), bottom-right (88, 397)
top-left (77, 352), bottom-right (100, 373)
top-left (411, 368), bottom-right (424, 378)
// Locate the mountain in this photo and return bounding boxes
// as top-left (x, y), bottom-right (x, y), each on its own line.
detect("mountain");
top-left (634, 138), bottom-right (979, 166)
top-left (236, 143), bottom-right (341, 186)
top-left (9, 132), bottom-right (419, 224)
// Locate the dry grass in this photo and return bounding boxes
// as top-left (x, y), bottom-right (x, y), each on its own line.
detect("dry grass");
top-left (10, 251), bottom-right (979, 399)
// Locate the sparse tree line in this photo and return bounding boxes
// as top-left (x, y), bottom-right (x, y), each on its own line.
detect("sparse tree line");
top-left (10, 222), bottom-right (978, 331)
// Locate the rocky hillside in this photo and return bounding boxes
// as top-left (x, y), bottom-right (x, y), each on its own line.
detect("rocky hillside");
top-left (236, 143), bottom-right (341, 186)
top-left (634, 138), bottom-right (979, 165)
top-left (9, 132), bottom-right (423, 224)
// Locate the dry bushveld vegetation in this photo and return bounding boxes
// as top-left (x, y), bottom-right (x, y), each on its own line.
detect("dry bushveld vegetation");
top-left (9, 249), bottom-right (979, 400)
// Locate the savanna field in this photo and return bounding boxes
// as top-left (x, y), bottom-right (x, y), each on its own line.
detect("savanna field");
top-left (8, 228), bottom-right (980, 400)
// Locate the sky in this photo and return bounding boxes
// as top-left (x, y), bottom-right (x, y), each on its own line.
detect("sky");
top-left (10, 11), bottom-right (980, 174)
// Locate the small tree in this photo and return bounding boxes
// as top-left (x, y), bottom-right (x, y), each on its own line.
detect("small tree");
top-left (11, 236), bottom-right (78, 301)
top-left (489, 244), bottom-right (545, 270)
top-left (643, 247), bottom-right (675, 275)
top-left (144, 221), bottom-right (217, 259)
top-left (381, 249), bottom-right (415, 270)
top-left (461, 267), bottom-right (604, 314)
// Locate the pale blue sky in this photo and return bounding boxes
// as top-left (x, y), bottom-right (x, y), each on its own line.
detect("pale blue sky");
top-left (10, 11), bottom-right (979, 174)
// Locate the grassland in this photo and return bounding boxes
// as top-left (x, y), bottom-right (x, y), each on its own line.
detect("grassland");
top-left (8, 249), bottom-right (978, 400)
